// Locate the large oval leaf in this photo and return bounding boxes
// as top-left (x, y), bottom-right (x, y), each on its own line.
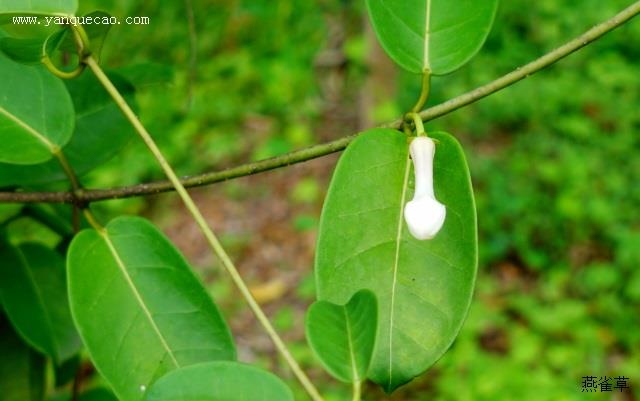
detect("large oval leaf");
top-left (315, 128), bottom-right (477, 392)
top-left (366, 0), bottom-right (498, 75)
top-left (0, 52), bottom-right (74, 164)
top-left (68, 216), bottom-right (236, 401)
top-left (0, 0), bottom-right (77, 16)
top-left (0, 71), bottom-right (136, 186)
top-left (144, 361), bottom-right (294, 401)
top-left (305, 289), bottom-right (377, 383)
top-left (0, 313), bottom-right (46, 401)
top-left (0, 240), bottom-right (81, 363)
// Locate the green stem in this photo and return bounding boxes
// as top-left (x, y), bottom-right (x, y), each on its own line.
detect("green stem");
top-left (52, 149), bottom-right (85, 225)
top-left (411, 71), bottom-right (431, 113)
top-left (82, 208), bottom-right (104, 232)
top-left (41, 54), bottom-right (86, 80)
top-left (53, 150), bottom-right (81, 193)
top-left (352, 381), bottom-right (362, 401)
top-left (403, 123), bottom-right (412, 136)
top-left (84, 56), bottom-right (325, 401)
top-left (41, 24), bottom-right (90, 80)
top-left (52, 150), bottom-right (86, 232)
top-left (406, 112), bottom-right (426, 136)
top-left (70, 24), bottom-right (91, 59)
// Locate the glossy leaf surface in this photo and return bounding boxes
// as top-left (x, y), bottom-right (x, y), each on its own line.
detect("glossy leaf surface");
top-left (0, 314), bottom-right (46, 401)
top-left (0, 240), bottom-right (81, 363)
top-left (68, 216), bottom-right (236, 401)
top-left (144, 361), bottom-right (294, 401)
top-left (0, 52), bottom-right (74, 164)
top-left (306, 289), bottom-right (377, 383)
top-left (316, 128), bottom-right (477, 392)
top-left (366, 0), bottom-right (498, 74)
top-left (0, 71), bottom-right (135, 186)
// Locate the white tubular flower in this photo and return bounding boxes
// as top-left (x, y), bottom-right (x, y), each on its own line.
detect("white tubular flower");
top-left (404, 136), bottom-right (446, 240)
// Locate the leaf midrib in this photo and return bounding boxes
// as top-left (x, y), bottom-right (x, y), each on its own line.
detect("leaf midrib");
top-left (100, 230), bottom-right (180, 369)
top-left (16, 247), bottom-right (60, 361)
top-left (343, 307), bottom-right (359, 383)
top-left (423, 0), bottom-right (432, 71)
top-left (387, 152), bottom-right (411, 389)
top-left (0, 106), bottom-right (55, 152)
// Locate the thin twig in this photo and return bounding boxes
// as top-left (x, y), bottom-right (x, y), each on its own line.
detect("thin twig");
top-left (0, 135), bottom-right (355, 204)
top-left (1, 0), bottom-right (640, 205)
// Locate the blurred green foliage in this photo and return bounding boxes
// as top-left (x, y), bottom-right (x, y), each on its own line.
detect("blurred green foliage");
top-left (3, 0), bottom-right (638, 399)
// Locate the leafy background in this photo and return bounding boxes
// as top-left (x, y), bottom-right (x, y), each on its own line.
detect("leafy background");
top-left (2, 0), bottom-right (639, 400)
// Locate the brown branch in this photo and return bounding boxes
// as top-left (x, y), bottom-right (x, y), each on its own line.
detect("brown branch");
top-left (2, 0), bottom-right (640, 204)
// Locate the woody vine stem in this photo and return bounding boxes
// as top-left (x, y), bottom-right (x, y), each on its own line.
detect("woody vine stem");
top-left (1, 0), bottom-right (640, 204)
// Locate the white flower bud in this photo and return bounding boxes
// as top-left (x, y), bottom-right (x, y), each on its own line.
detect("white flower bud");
top-left (404, 136), bottom-right (446, 240)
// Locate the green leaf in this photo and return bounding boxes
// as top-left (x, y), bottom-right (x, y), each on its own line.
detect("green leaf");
top-left (144, 361), bottom-right (294, 401)
top-left (0, 239), bottom-right (81, 363)
top-left (0, 314), bottom-right (46, 401)
top-left (68, 216), bottom-right (236, 401)
top-left (0, 52), bottom-right (75, 165)
top-left (0, 0), bottom-right (78, 16)
top-left (0, 71), bottom-right (135, 186)
top-left (366, 0), bottom-right (498, 75)
top-left (305, 289), bottom-right (377, 383)
top-left (315, 129), bottom-right (477, 392)
top-left (0, 29), bottom-right (65, 64)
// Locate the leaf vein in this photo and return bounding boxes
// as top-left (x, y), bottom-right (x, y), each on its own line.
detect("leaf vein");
top-left (101, 230), bottom-right (180, 369)
top-left (387, 152), bottom-right (411, 389)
